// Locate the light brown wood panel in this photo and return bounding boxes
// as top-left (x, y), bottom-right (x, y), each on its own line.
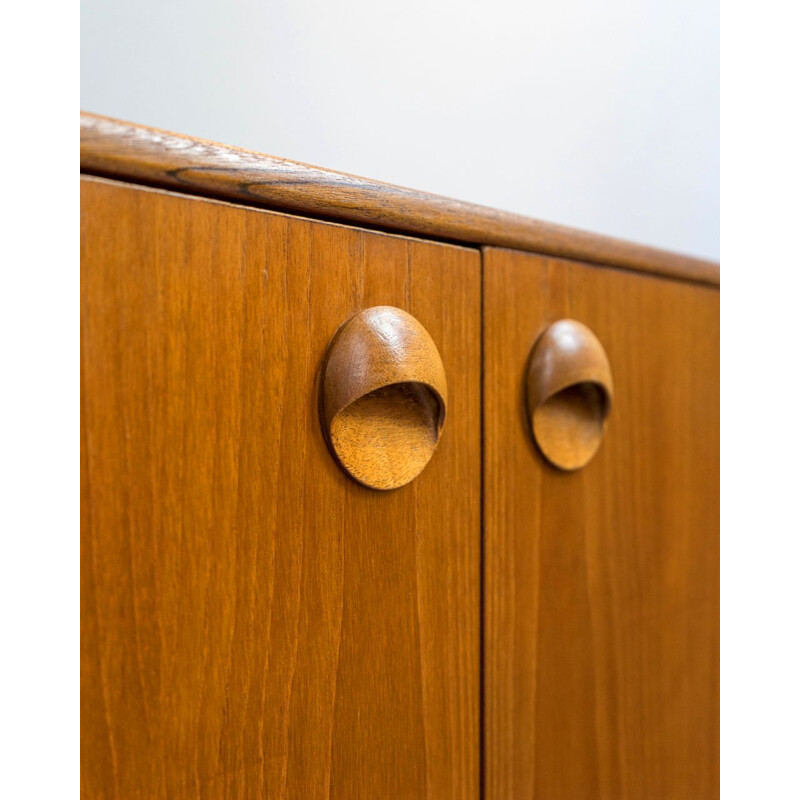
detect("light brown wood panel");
top-left (80, 176), bottom-right (481, 799)
top-left (483, 248), bottom-right (719, 799)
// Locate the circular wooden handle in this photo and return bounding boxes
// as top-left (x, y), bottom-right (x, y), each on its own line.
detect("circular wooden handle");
top-left (320, 306), bottom-right (448, 490)
top-left (526, 319), bottom-right (613, 471)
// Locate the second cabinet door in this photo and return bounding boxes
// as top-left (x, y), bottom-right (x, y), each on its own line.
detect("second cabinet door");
top-left (483, 248), bottom-right (719, 799)
top-left (81, 177), bottom-right (481, 799)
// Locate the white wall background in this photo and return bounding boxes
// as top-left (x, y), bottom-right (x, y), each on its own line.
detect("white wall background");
top-left (81, 0), bottom-right (719, 261)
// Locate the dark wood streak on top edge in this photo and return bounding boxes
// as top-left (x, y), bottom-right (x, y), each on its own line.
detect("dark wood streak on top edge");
top-left (80, 111), bottom-right (720, 286)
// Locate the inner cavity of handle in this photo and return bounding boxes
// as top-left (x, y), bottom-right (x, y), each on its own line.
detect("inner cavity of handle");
top-left (329, 382), bottom-right (442, 491)
top-left (532, 381), bottom-right (609, 471)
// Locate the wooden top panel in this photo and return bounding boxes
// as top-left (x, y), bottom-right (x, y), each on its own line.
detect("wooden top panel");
top-left (80, 111), bottom-right (719, 286)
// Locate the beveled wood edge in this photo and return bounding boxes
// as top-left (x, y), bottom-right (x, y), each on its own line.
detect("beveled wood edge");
top-left (80, 111), bottom-right (720, 286)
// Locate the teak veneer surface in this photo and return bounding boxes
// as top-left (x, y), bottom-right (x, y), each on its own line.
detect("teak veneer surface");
top-left (80, 112), bottom-right (719, 286)
top-left (483, 248), bottom-right (719, 799)
top-left (80, 176), bottom-right (481, 799)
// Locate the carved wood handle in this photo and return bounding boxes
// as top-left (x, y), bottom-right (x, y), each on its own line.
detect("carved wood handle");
top-left (526, 319), bottom-right (613, 471)
top-left (320, 306), bottom-right (448, 490)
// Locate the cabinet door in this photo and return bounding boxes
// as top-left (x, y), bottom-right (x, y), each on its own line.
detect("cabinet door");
top-left (80, 177), bottom-right (481, 799)
top-left (483, 248), bottom-right (719, 798)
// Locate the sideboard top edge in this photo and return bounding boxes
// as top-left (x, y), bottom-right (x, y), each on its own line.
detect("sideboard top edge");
top-left (80, 111), bottom-right (720, 287)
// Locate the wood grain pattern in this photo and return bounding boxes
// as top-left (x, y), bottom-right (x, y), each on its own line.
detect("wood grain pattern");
top-left (80, 176), bottom-right (481, 799)
top-left (80, 112), bottom-right (719, 286)
top-left (483, 248), bottom-right (719, 798)
top-left (320, 306), bottom-right (447, 490)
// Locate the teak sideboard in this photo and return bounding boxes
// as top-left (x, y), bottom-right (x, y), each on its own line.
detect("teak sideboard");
top-left (80, 112), bottom-right (719, 799)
